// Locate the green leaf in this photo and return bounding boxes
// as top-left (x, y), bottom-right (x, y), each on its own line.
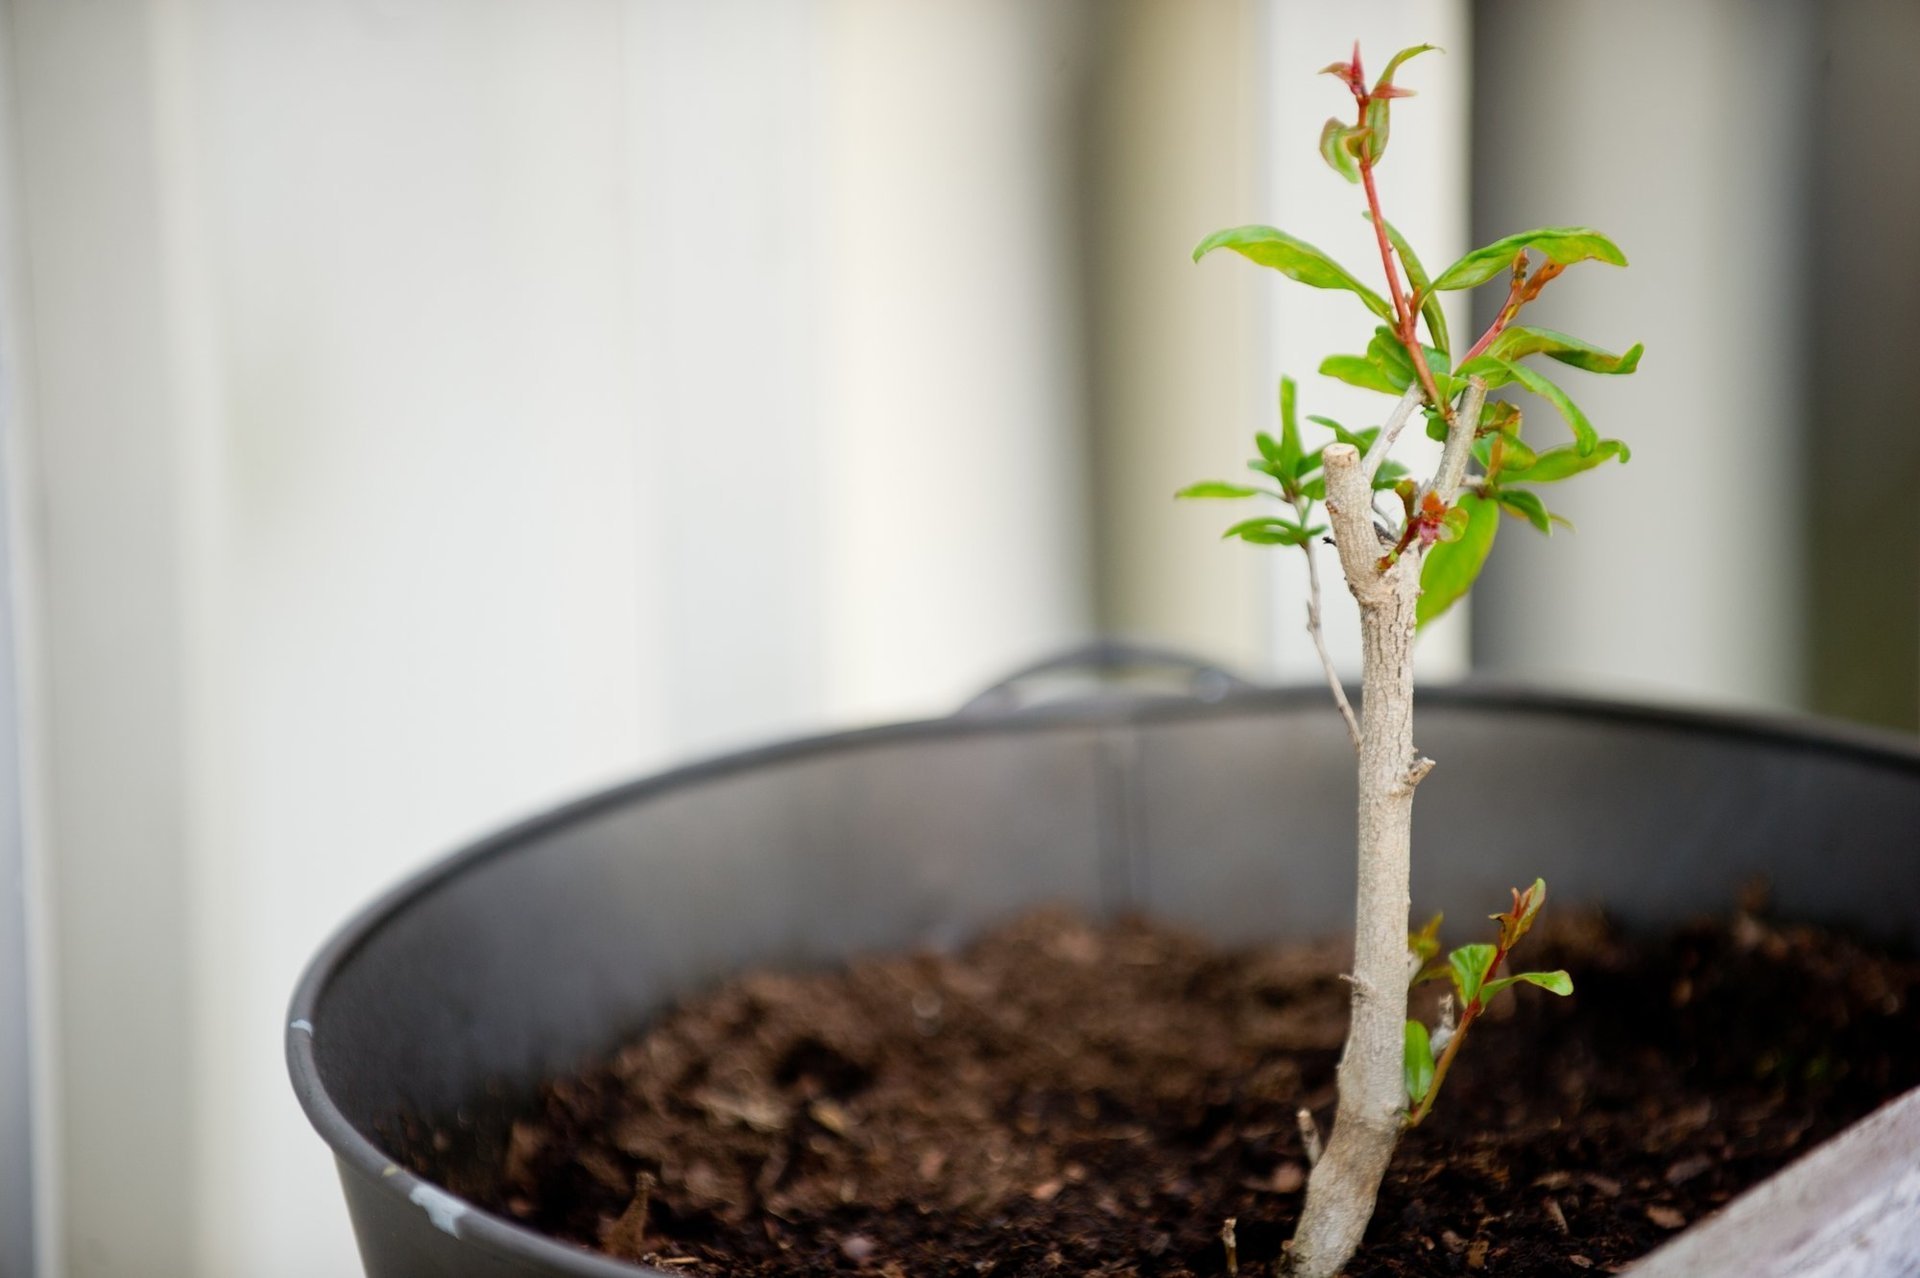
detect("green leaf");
top-left (1376, 43), bottom-right (1440, 91)
top-left (1417, 491), bottom-right (1498, 627)
top-left (1176, 481), bottom-right (1265, 500)
top-left (1480, 399), bottom-right (1523, 434)
top-left (1278, 376), bottom-right (1303, 473)
top-left (1511, 438), bottom-right (1630, 483)
top-left (1483, 326), bottom-right (1643, 375)
top-left (1485, 359), bottom-right (1599, 453)
top-left (1319, 118), bottom-right (1362, 184)
top-left (1307, 416), bottom-right (1379, 454)
top-left (1367, 326), bottom-right (1415, 387)
top-left (1194, 226), bottom-right (1395, 322)
top-left (1515, 877), bottom-right (1546, 931)
top-left (1293, 444), bottom-right (1327, 481)
top-left (1409, 912), bottom-right (1445, 966)
top-left (1417, 291), bottom-right (1451, 361)
top-left (1323, 327), bottom-right (1451, 400)
top-left (1453, 356), bottom-right (1516, 390)
top-left (1367, 214), bottom-right (1451, 357)
top-left (1482, 970), bottom-right (1574, 999)
top-left (1362, 97), bottom-right (1391, 165)
top-left (1223, 517), bottom-right (1325, 547)
top-left (1431, 227), bottom-right (1628, 292)
top-left (1371, 326), bottom-right (1451, 392)
top-left (1496, 487), bottom-right (1554, 534)
top-left (1494, 432), bottom-right (1537, 475)
top-left (1404, 1020), bottom-right (1436, 1104)
top-left (1492, 878), bottom-right (1548, 949)
top-left (1372, 461), bottom-right (1410, 490)
top-left (1374, 328), bottom-right (1420, 387)
top-left (1365, 45), bottom-right (1436, 165)
top-left (1320, 354), bottom-right (1405, 395)
top-left (1448, 942), bottom-right (1498, 1006)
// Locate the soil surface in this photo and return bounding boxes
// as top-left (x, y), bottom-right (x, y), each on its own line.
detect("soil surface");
top-left (400, 906), bottom-right (1920, 1277)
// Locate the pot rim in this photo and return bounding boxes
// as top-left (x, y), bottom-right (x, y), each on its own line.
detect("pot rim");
top-left (286, 678), bottom-right (1920, 1275)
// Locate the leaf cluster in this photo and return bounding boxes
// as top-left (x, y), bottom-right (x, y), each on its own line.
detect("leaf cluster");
top-left (1188, 45), bottom-right (1644, 626)
top-left (1174, 375), bottom-right (1408, 548)
top-left (1318, 44), bottom-right (1435, 180)
top-left (1402, 879), bottom-right (1573, 1123)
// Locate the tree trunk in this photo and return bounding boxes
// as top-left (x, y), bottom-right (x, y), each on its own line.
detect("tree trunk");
top-left (1286, 443), bottom-right (1429, 1278)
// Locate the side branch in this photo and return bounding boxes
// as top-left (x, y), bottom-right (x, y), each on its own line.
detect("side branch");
top-left (1362, 383), bottom-right (1429, 487)
top-left (1432, 377), bottom-right (1486, 504)
top-left (1297, 510), bottom-right (1362, 752)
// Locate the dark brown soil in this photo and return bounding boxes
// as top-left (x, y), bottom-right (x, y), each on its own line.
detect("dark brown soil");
top-left (400, 906), bottom-right (1920, 1277)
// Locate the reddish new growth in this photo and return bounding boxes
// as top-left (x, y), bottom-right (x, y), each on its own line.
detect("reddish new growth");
top-left (1380, 487), bottom-right (1453, 570)
top-left (1328, 42), bottom-right (1452, 426)
top-left (1459, 253), bottom-right (1569, 367)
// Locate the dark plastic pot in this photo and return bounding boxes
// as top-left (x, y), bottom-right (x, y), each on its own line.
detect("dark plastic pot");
top-left (288, 646), bottom-right (1920, 1277)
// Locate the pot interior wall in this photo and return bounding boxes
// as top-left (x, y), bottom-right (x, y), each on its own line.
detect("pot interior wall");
top-left (307, 693), bottom-right (1920, 1146)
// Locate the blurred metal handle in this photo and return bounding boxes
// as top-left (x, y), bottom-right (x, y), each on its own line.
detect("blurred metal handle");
top-left (956, 639), bottom-right (1256, 718)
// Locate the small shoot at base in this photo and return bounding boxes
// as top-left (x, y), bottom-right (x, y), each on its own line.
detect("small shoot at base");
top-left (1402, 879), bottom-right (1573, 1127)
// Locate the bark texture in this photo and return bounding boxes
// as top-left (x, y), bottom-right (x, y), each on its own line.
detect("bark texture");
top-left (1285, 443), bottom-right (1428, 1278)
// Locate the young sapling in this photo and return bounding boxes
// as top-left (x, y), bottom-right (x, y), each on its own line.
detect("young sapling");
top-left (1180, 42), bottom-right (1642, 1278)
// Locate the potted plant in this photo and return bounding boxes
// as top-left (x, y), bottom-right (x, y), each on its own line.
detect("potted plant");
top-left (288, 42), bottom-right (1920, 1278)
top-left (1175, 41), bottom-right (1638, 1275)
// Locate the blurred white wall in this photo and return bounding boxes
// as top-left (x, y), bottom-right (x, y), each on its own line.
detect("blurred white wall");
top-left (1079, 0), bottom-right (1269, 669)
top-left (9, 4), bottom-right (201, 1275)
top-left (5, 1), bottom-right (1093, 1274)
top-left (817, 0), bottom-right (1096, 720)
top-left (1471, 0), bottom-right (1811, 709)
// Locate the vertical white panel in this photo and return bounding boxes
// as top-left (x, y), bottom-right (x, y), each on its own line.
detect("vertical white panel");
top-left (0, 9), bottom-right (48, 1273)
top-left (623, 0), bottom-right (829, 757)
top-left (6, 2), bottom-right (202, 1273)
top-left (0, 443), bottom-right (28, 1278)
top-left (1472, 0), bottom-right (1807, 708)
top-left (0, 12), bottom-right (55, 1274)
top-left (818, 0), bottom-right (1094, 722)
top-left (171, 4), bottom-right (655, 1273)
top-left (1262, 1), bottom-right (1473, 682)
top-left (1086, 1), bottom-right (1271, 675)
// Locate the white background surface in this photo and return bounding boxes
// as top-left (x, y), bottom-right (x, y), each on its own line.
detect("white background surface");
top-left (1, 4), bottom-right (1107, 1273)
